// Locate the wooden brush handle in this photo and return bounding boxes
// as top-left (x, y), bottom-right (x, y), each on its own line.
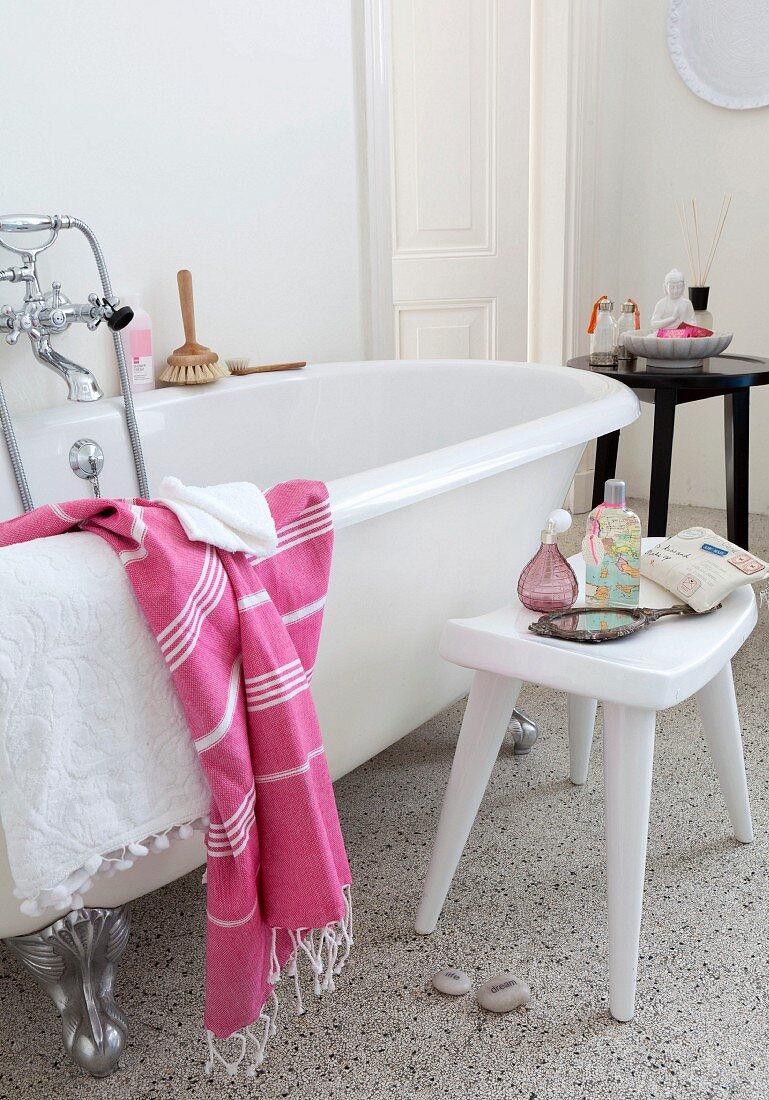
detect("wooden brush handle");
top-left (177, 269), bottom-right (197, 345)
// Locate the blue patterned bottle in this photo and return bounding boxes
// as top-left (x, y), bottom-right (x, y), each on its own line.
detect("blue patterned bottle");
top-left (583, 479), bottom-right (641, 608)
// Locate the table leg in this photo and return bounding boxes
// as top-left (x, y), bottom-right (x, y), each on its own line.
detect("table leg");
top-left (648, 389), bottom-right (677, 537)
top-left (724, 390), bottom-right (749, 549)
top-left (602, 703), bottom-right (656, 1021)
top-left (415, 671), bottom-right (522, 935)
top-left (592, 431), bottom-right (620, 508)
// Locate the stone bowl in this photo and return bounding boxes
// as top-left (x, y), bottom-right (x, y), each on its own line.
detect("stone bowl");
top-left (621, 331), bottom-right (733, 370)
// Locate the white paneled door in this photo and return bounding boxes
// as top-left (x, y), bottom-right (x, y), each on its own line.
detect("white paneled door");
top-left (388, 0), bottom-right (530, 360)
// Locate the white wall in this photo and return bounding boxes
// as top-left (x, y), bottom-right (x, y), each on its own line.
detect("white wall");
top-left (0, 1), bottom-right (367, 413)
top-left (601, 0), bottom-right (769, 514)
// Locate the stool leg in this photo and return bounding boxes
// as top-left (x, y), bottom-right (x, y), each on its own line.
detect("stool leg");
top-left (695, 661), bottom-right (754, 844)
top-left (568, 695), bottom-right (597, 785)
top-left (415, 671), bottom-right (522, 934)
top-left (602, 703), bottom-right (656, 1021)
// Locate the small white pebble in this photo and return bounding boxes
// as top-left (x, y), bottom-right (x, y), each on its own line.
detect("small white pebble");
top-left (431, 968), bottom-right (471, 996)
top-left (476, 971), bottom-right (530, 1013)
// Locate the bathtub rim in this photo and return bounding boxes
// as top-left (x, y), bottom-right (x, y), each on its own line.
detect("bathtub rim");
top-left (1, 358), bottom-right (639, 529)
top-left (320, 360), bottom-right (639, 529)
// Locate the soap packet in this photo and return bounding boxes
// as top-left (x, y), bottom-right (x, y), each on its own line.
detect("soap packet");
top-left (640, 528), bottom-right (769, 613)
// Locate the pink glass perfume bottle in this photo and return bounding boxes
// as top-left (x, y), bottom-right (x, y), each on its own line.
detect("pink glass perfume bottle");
top-left (517, 509), bottom-right (578, 613)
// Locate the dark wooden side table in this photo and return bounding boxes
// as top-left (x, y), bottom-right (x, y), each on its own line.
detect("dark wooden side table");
top-left (567, 354), bottom-right (769, 549)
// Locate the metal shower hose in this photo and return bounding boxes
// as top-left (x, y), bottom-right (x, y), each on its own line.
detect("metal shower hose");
top-left (0, 380), bottom-right (33, 512)
top-left (69, 218), bottom-right (149, 500)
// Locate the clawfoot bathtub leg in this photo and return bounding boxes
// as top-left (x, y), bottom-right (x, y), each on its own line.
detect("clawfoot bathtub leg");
top-left (4, 904), bottom-right (131, 1077)
top-left (509, 706), bottom-right (538, 755)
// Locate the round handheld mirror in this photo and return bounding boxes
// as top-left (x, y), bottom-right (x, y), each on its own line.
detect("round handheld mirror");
top-left (528, 603), bottom-right (718, 643)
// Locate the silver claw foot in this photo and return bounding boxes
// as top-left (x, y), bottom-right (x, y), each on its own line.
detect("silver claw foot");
top-left (509, 707), bottom-right (538, 755)
top-left (4, 904), bottom-right (131, 1077)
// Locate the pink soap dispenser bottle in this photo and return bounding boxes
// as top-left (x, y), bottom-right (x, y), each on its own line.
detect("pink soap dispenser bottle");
top-left (517, 509), bottom-right (578, 613)
top-left (120, 293), bottom-right (155, 393)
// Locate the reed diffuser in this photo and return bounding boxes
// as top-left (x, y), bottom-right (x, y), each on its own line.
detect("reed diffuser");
top-left (675, 195), bottom-right (731, 325)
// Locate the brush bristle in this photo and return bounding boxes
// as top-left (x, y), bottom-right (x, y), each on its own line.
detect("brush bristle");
top-left (226, 358), bottom-right (250, 375)
top-left (160, 359), bottom-right (228, 386)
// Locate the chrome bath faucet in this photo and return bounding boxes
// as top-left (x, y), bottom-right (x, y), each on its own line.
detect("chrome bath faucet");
top-left (0, 215), bottom-right (133, 402)
top-left (0, 214), bottom-right (149, 510)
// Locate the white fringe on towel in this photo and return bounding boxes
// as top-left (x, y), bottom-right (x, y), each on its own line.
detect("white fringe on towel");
top-left (204, 884), bottom-right (353, 1079)
top-left (14, 814), bottom-right (210, 919)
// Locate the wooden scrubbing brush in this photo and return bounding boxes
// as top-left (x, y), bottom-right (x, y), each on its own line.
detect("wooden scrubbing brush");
top-left (226, 359), bottom-right (306, 375)
top-left (161, 270), bottom-right (230, 385)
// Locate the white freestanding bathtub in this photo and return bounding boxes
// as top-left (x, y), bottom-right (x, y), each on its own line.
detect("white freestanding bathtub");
top-left (0, 359), bottom-right (638, 936)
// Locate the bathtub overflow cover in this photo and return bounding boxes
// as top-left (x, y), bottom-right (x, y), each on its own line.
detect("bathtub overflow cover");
top-left (69, 438), bottom-right (105, 479)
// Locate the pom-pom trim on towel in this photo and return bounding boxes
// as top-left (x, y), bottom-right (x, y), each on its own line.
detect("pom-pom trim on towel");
top-left (14, 815), bottom-right (210, 919)
top-left (204, 884), bottom-right (353, 1079)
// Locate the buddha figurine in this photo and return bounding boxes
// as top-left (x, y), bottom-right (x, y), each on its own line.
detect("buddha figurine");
top-left (650, 268), bottom-right (696, 331)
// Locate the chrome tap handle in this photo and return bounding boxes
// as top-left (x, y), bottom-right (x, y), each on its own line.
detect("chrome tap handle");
top-left (21, 302), bottom-right (40, 329)
top-left (51, 281), bottom-right (61, 310)
top-left (85, 293), bottom-right (106, 330)
top-left (3, 302), bottom-right (41, 345)
top-left (85, 293), bottom-right (132, 332)
top-left (2, 305), bottom-right (21, 345)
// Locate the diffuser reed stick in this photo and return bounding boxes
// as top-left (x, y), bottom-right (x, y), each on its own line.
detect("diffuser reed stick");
top-left (676, 195), bottom-right (732, 286)
top-left (702, 195), bottom-right (731, 285)
top-left (675, 201), bottom-right (696, 283)
top-left (692, 199), bottom-right (702, 288)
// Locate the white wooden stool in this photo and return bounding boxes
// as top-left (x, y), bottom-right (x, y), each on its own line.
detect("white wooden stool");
top-left (415, 539), bottom-right (756, 1021)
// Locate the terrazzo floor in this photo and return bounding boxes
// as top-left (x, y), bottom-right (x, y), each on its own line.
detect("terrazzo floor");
top-left (0, 500), bottom-right (767, 1099)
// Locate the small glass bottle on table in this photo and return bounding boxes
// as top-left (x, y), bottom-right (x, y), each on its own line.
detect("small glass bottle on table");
top-left (518, 509), bottom-right (578, 613)
top-left (589, 298), bottom-right (616, 367)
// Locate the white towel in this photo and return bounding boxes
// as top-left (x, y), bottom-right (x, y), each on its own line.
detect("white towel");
top-left (0, 532), bottom-right (210, 917)
top-left (157, 476), bottom-right (278, 557)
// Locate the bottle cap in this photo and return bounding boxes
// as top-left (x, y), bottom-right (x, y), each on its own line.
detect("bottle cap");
top-left (620, 300), bottom-right (635, 312)
top-left (604, 479), bottom-right (626, 506)
top-left (598, 299), bottom-right (614, 311)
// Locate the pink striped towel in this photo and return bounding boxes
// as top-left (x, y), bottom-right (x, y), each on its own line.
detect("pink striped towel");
top-left (0, 481), bottom-right (351, 1077)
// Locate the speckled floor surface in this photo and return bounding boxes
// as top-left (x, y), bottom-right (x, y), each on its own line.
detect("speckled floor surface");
top-left (0, 500), bottom-right (767, 1100)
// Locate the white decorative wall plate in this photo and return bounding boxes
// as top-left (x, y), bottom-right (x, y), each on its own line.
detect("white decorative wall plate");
top-left (668, 0), bottom-right (769, 109)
